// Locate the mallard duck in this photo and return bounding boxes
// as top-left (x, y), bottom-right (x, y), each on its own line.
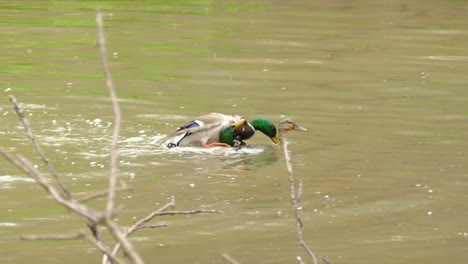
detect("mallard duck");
top-left (232, 118), bottom-right (279, 145)
top-left (277, 119), bottom-right (309, 143)
top-left (158, 113), bottom-right (246, 148)
top-left (233, 118), bottom-right (308, 146)
top-left (159, 114), bottom-right (308, 149)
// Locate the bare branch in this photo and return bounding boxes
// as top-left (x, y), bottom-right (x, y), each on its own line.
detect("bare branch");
top-left (20, 229), bottom-right (122, 264)
top-left (96, 11), bottom-right (121, 218)
top-left (9, 95), bottom-right (71, 199)
top-left (96, 11), bottom-right (144, 264)
top-left (127, 197), bottom-right (176, 235)
top-left (105, 218), bottom-right (143, 264)
top-left (149, 209), bottom-right (222, 217)
top-left (103, 197), bottom-right (176, 264)
top-left (106, 209), bottom-right (220, 263)
top-left (83, 231), bottom-right (124, 264)
top-left (78, 184), bottom-right (132, 203)
top-left (297, 256), bottom-right (305, 264)
top-left (3, 10), bottom-right (224, 264)
top-left (280, 137), bottom-right (318, 264)
top-left (133, 224), bottom-right (168, 231)
top-left (222, 253), bottom-right (240, 264)
top-left (21, 232), bottom-right (84, 241)
top-left (105, 196), bottom-right (221, 264)
top-left (0, 148), bottom-right (102, 223)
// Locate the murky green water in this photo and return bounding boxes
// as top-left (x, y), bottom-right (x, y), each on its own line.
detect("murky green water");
top-left (2, 1), bottom-right (468, 263)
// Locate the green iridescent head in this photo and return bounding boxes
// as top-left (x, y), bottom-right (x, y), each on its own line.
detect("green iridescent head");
top-left (219, 118), bottom-right (246, 146)
top-left (249, 118), bottom-right (279, 144)
top-left (219, 125), bottom-right (235, 146)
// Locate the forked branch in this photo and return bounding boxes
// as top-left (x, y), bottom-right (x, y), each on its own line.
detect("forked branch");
top-left (280, 136), bottom-right (318, 264)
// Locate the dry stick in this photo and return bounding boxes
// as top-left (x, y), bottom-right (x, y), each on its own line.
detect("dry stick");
top-left (20, 228), bottom-right (120, 264)
top-left (21, 232), bottom-right (85, 241)
top-left (3, 96), bottom-right (112, 259)
top-left (147, 209), bottom-right (221, 217)
top-left (105, 219), bottom-right (144, 264)
top-left (0, 149), bottom-right (102, 223)
top-left (20, 229), bottom-right (122, 264)
top-left (8, 95), bottom-right (111, 257)
top-left (104, 197), bottom-right (221, 264)
top-left (96, 11), bottom-right (144, 264)
top-left (221, 253), bottom-right (240, 264)
top-left (9, 95), bottom-right (71, 199)
top-left (280, 138), bottom-right (318, 264)
top-left (96, 11), bottom-right (120, 218)
top-left (78, 184), bottom-right (132, 203)
top-left (103, 196), bottom-right (175, 264)
top-left (105, 197), bottom-right (220, 262)
top-left (126, 196), bottom-right (176, 235)
top-left (83, 232), bottom-right (125, 264)
top-left (133, 224), bottom-right (168, 231)
top-left (296, 256), bottom-right (305, 264)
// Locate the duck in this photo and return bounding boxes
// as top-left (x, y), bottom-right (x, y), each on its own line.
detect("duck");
top-left (232, 118), bottom-right (279, 145)
top-left (233, 118), bottom-right (308, 146)
top-left (159, 114), bottom-right (308, 149)
top-left (158, 113), bottom-right (246, 148)
top-left (276, 119), bottom-right (309, 143)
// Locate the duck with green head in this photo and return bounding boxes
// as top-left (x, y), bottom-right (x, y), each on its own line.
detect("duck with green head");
top-left (231, 118), bottom-right (279, 145)
top-left (229, 118), bottom-right (308, 147)
top-left (158, 113), bottom-right (307, 148)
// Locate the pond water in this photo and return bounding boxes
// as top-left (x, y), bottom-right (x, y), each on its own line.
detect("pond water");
top-left (1, 1), bottom-right (468, 263)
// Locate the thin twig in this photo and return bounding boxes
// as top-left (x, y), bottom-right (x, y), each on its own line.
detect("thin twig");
top-left (7, 96), bottom-right (109, 253)
top-left (133, 224), bottom-right (168, 231)
top-left (78, 184), bottom-right (132, 203)
top-left (105, 218), bottom-right (143, 264)
top-left (21, 232), bottom-right (85, 241)
top-left (104, 196), bottom-right (220, 264)
top-left (96, 11), bottom-right (121, 218)
top-left (3, 96), bottom-right (111, 262)
top-left (9, 95), bottom-right (71, 199)
top-left (147, 209), bottom-right (222, 217)
top-left (127, 196), bottom-right (176, 235)
top-left (103, 197), bottom-right (176, 264)
top-left (86, 222), bottom-right (112, 264)
top-left (83, 232), bottom-right (124, 264)
top-left (0, 149), bottom-right (102, 223)
top-left (19, 227), bottom-right (118, 264)
top-left (96, 11), bottom-right (143, 264)
top-left (20, 229), bottom-right (121, 263)
top-left (280, 137), bottom-right (317, 264)
top-left (222, 253), bottom-right (240, 264)
top-left (297, 256), bottom-right (305, 264)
